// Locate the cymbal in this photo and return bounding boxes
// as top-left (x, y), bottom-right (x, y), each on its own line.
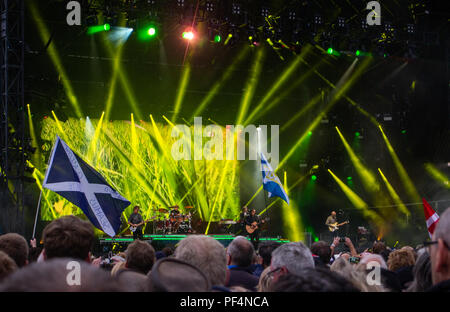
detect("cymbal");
top-left (185, 206), bottom-right (194, 209)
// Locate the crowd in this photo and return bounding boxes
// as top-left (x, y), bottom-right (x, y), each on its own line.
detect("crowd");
top-left (0, 207), bottom-right (449, 292)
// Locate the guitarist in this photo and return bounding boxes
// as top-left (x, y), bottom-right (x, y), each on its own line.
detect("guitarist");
top-left (325, 211), bottom-right (339, 237)
top-left (245, 209), bottom-right (263, 249)
top-left (128, 206), bottom-right (144, 240)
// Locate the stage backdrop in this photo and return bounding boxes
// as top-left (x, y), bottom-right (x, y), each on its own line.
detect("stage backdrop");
top-left (34, 116), bottom-right (240, 235)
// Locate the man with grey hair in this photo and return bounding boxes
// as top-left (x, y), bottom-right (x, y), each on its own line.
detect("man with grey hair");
top-left (427, 207), bottom-right (450, 292)
top-left (225, 236), bottom-right (259, 291)
top-left (174, 235), bottom-right (227, 287)
top-left (270, 242), bottom-right (314, 281)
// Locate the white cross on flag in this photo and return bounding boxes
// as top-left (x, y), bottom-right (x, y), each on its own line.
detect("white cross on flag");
top-left (42, 136), bottom-right (130, 237)
top-left (422, 198), bottom-right (439, 239)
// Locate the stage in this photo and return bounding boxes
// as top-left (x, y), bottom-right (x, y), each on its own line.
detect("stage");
top-left (97, 234), bottom-right (291, 253)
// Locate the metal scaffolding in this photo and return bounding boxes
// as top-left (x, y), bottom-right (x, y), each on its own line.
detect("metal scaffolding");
top-left (0, 0), bottom-right (25, 234)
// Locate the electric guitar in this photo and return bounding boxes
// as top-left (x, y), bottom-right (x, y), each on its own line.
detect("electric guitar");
top-left (328, 220), bottom-right (349, 232)
top-left (245, 217), bottom-right (270, 234)
top-left (129, 217), bottom-right (156, 232)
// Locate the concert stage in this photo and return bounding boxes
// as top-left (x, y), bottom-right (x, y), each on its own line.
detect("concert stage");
top-left (98, 234), bottom-right (291, 252)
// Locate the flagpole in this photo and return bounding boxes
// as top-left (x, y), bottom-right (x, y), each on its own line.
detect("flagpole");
top-left (32, 189), bottom-right (43, 239)
top-left (32, 135), bottom-right (58, 239)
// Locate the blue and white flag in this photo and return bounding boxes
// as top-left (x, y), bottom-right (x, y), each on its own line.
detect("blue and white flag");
top-left (42, 136), bottom-right (130, 237)
top-left (260, 152), bottom-right (289, 205)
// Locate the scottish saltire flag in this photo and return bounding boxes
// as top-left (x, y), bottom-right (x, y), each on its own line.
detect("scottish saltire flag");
top-left (260, 152), bottom-right (289, 205)
top-left (42, 136), bottom-right (130, 237)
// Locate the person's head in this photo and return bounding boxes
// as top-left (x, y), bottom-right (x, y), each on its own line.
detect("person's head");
top-left (0, 233), bottom-right (29, 267)
top-left (429, 207), bottom-right (450, 284)
top-left (42, 216), bottom-right (95, 261)
top-left (387, 249), bottom-right (416, 272)
top-left (258, 242), bottom-right (281, 268)
top-left (373, 241), bottom-right (386, 254)
top-left (257, 266), bottom-right (274, 292)
top-left (310, 241), bottom-right (332, 266)
top-left (270, 242), bottom-right (314, 280)
top-left (125, 240), bottom-right (156, 275)
top-left (330, 256), bottom-right (352, 274)
top-left (162, 246), bottom-right (174, 257)
top-left (269, 267), bottom-right (359, 292)
top-left (250, 209), bottom-right (256, 216)
top-left (358, 253), bottom-right (388, 270)
top-left (111, 261), bottom-right (126, 277)
top-left (331, 211), bottom-right (336, 217)
top-left (0, 258), bottom-right (125, 291)
top-left (0, 251), bottom-right (18, 282)
top-left (174, 235), bottom-right (227, 286)
top-left (406, 250), bottom-right (432, 292)
top-left (133, 206), bottom-right (140, 213)
top-left (226, 236), bottom-right (255, 268)
top-left (242, 206), bottom-right (248, 213)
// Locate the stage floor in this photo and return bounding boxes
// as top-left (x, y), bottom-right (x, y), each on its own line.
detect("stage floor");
top-left (99, 234), bottom-right (290, 249)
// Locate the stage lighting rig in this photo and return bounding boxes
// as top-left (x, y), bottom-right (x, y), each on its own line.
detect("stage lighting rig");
top-left (231, 3), bottom-right (241, 15)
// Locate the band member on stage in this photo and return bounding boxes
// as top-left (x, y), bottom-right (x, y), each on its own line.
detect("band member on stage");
top-left (325, 211), bottom-right (339, 237)
top-left (128, 206), bottom-right (144, 240)
top-left (245, 209), bottom-right (262, 249)
top-left (170, 205), bottom-right (180, 217)
top-left (169, 205), bottom-right (181, 231)
top-left (238, 206), bottom-right (249, 232)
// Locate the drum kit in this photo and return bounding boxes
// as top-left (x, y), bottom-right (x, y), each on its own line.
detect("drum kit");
top-left (153, 205), bottom-right (194, 234)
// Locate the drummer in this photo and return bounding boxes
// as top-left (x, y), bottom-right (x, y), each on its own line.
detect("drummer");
top-left (170, 205), bottom-right (181, 217)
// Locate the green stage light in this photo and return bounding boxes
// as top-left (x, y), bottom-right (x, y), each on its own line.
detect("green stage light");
top-left (314, 237), bottom-right (319, 242)
top-left (327, 47), bottom-right (341, 57)
top-left (347, 176), bottom-right (352, 181)
top-left (355, 131), bottom-right (360, 137)
top-left (401, 130), bottom-right (407, 134)
top-left (87, 23), bottom-right (111, 35)
top-left (311, 175), bottom-right (317, 181)
top-left (182, 31), bottom-right (194, 40)
top-left (214, 34), bottom-right (221, 42)
top-left (356, 50), bottom-right (372, 57)
top-left (308, 131), bottom-right (312, 135)
top-left (147, 27), bottom-right (156, 36)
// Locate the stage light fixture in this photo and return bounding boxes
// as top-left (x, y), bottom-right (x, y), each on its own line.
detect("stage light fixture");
top-left (214, 34), bottom-right (221, 42)
top-left (261, 7), bottom-right (269, 18)
top-left (311, 175), bottom-right (317, 181)
top-left (182, 30), bottom-right (195, 40)
top-left (232, 3), bottom-right (241, 15)
top-left (326, 47), bottom-right (341, 56)
top-left (355, 131), bottom-right (360, 137)
top-left (288, 11), bottom-right (296, 21)
top-left (337, 17), bottom-right (345, 28)
top-left (147, 26), bottom-right (156, 36)
top-left (206, 2), bottom-right (214, 12)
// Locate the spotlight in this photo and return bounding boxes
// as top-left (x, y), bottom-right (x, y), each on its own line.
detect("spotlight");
top-left (147, 27), bottom-right (156, 36)
top-left (182, 30), bottom-right (195, 40)
top-left (206, 2), bottom-right (214, 12)
top-left (311, 175), bottom-right (317, 181)
top-left (407, 24), bottom-right (415, 34)
top-left (261, 7), bottom-right (269, 18)
top-left (232, 3), bottom-right (241, 15)
top-left (214, 34), bottom-right (221, 43)
top-left (347, 176), bottom-right (353, 181)
top-left (104, 23), bottom-right (111, 31)
top-left (314, 15), bottom-right (322, 25)
top-left (337, 17), bottom-right (345, 28)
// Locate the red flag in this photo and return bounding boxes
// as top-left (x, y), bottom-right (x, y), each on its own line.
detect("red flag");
top-left (422, 198), bottom-right (440, 239)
